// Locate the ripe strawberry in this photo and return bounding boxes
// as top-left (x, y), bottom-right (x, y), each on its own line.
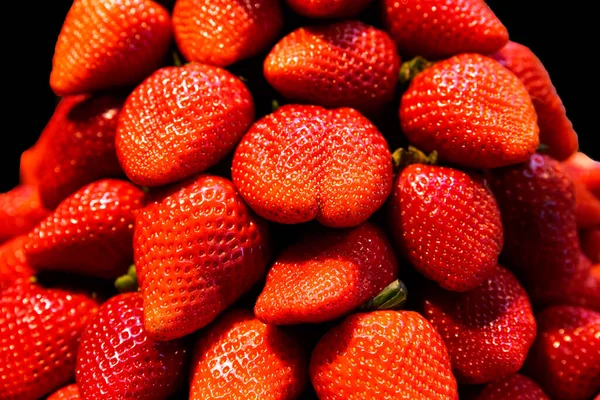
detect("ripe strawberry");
top-left (50, 0), bottom-right (172, 96)
top-left (47, 384), bottom-right (81, 400)
top-left (190, 308), bottom-right (307, 399)
top-left (525, 305), bottom-right (600, 400)
top-left (581, 228), bottom-right (600, 263)
top-left (493, 41), bottom-right (578, 161)
top-left (135, 174), bottom-right (270, 340)
top-left (562, 151), bottom-right (600, 198)
top-left (0, 185), bottom-right (48, 243)
top-left (173, 0), bottom-right (283, 67)
top-left (0, 280), bottom-right (98, 400)
top-left (264, 21), bottom-right (400, 113)
top-left (475, 374), bottom-right (550, 400)
top-left (116, 63), bottom-right (255, 187)
top-left (286, 0), bottom-right (372, 18)
top-left (310, 310), bottom-right (458, 399)
top-left (24, 179), bottom-right (145, 279)
top-left (400, 54), bottom-right (539, 169)
top-left (571, 177), bottom-right (600, 229)
top-left (232, 105), bottom-right (392, 228)
top-left (76, 292), bottom-right (187, 400)
top-left (0, 236), bottom-right (34, 292)
top-left (19, 146), bottom-right (42, 186)
top-left (382, 0), bottom-right (508, 59)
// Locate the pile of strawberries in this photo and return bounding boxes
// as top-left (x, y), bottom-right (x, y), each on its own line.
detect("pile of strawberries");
top-left (1, 0), bottom-right (599, 399)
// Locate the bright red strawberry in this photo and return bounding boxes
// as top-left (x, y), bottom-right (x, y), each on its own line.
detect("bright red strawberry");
top-left (286, 0), bottom-right (372, 18)
top-left (264, 21), bottom-right (400, 113)
top-left (255, 222), bottom-right (399, 325)
top-left (581, 228), bottom-right (600, 263)
top-left (400, 54), bottom-right (539, 169)
top-left (76, 292), bottom-right (187, 400)
top-left (173, 0), bottom-right (283, 67)
top-left (382, 0), bottom-right (508, 59)
top-left (0, 236), bottom-right (34, 292)
top-left (562, 151), bottom-right (600, 198)
top-left (135, 174), bottom-right (270, 340)
top-left (493, 41), bottom-right (578, 161)
top-left (190, 309), bottom-right (307, 399)
top-left (310, 310), bottom-right (458, 399)
top-left (0, 280), bottom-right (98, 400)
top-left (475, 374), bottom-right (550, 400)
top-left (525, 305), bottom-right (600, 400)
top-left (47, 384), bottom-right (81, 400)
top-left (0, 185), bottom-right (48, 243)
top-left (50, 0), bottom-right (172, 96)
top-left (24, 179), bottom-right (145, 279)
top-left (116, 63), bottom-right (255, 187)
top-left (232, 105), bottom-right (392, 228)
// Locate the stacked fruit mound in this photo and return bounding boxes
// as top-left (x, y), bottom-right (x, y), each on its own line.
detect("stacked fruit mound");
top-left (1, 0), bottom-right (599, 399)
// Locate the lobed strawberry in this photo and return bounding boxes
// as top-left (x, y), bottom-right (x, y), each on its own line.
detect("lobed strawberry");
top-left (475, 374), bottom-right (550, 400)
top-left (0, 236), bottom-right (34, 292)
top-left (0, 185), bottom-right (48, 243)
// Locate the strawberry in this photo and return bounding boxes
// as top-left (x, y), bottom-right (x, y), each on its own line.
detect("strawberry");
top-left (47, 384), bottom-right (81, 400)
top-left (493, 41), bottom-right (578, 161)
top-left (24, 179), bottom-right (145, 279)
top-left (190, 308), bottom-right (307, 399)
top-left (76, 292), bottom-right (187, 400)
top-left (561, 153), bottom-right (600, 229)
top-left (571, 177), bottom-right (600, 229)
top-left (0, 280), bottom-right (98, 400)
top-left (475, 374), bottom-right (550, 400)
top-left (0, 185), bottom-right (48, 243)
top-left (0, 236), bottom-right (34, 292)
top-left (562, 151), bottom-right (600, 198)
top-left (232, 105), bottom-right (393, 228)
top-left (116, 63), bottom-right (255, 187)
top-left (310, 310), bottom-right (458, 399)
top-left (581, 228), bottom-right (600, 263)
top-left (524, 305), bottom-right (600, 400)
top-left (50, 0), bottom-right (172, 96)
top-left (135, 174), bottom-right (270, 340)
top-left (286, 0), bottom-right (372, 18)
top-left (382, 0), bottom-right (508, 59)
top-left (422, 265), bottom-right (537, 384)
top-left (19, 146), bottom-right (42, 186)
top-left (173, 0), bottom-right (283, 67)
top-left (264, 21), bottom-right (400, 113)
top-left (255, 222), bottom-right (399, 325)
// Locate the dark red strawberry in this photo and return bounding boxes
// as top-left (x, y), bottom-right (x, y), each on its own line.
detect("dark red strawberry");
top-left (0, 185), bottom-right (48, 243)
top-left (0, 236), bottom-right (34, 292)
top-left (47, 384), bottom-right (81, 400)
top-left (581, 228), bottom-right (600, 263)
top-left (475, 374), bottom-right (550, 400)
top-left (286, 0), bottom-right (372, 18)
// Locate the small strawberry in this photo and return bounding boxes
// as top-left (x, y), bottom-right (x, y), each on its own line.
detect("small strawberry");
top-left (76, 292), bottom-right (187, 400)
top-left (0, 280), bottom-right (98, 400)
top-left (0, 185), bottom-right (48, 243)
top-left (190, 308), bottom-right (307, 399)
top-left (0, 236), bottom-right (34, 292)
top-left (24, 179), bottom-right (145, 279)
top-left (581, 228), bottom-right (600, 263)
top-left (525, 305), bottom-right (600, 400)
top-left (264, 21), bottom-right (400, 113)
top-left (562, 151), bottom-right (600, 198)
top-left (232, 105), bottom-right (393, 228)
top-left (116, 63), bottom-right (255, 187)
top-left (135, 174), bottom-right (270, 340)
top-left (47, 384), bottom-right (81, 400)
top-left (173, 0), bottom-right (283, 67)
top-left (286, 0), bottom-right (372, 18)
top-left (50, 0), bottom-right (172, 96)
top-left (475, 374), bottom-right (550, 400)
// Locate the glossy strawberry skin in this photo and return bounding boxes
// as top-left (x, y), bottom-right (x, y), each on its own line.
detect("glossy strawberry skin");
top-left (400, 54), bottom-right (539, 169)
top-left (232, 105), bottom-right (392, 228)
top-left (0, 236), bottom-right (34, 292)
top-left (50, 0), bottom-right (172, 96)
top-left (493, 41), bottom-right (578, 161)
top-left (0, 185), bottom-right (48, 243)
top-left (76, 292), bottom-right (186, 400)
top-left (173, 0), bottom-right (283, 67)
top-left (24, 179), bottom-right (145, 279)
top-left (0, 280), bottom-right (98, 400)
top-left (116, 63), bottom-right (255, 187)
top-left (190, 309), bottom-right (307, 399)
top-left (286, 0), bottom-right (372, 18)
top-left (47, 384), bottom-right (81, 400)
top-left (475, 374), bottom-right (550, 400)
top-left (264, 21), bottom-right (400, 114)
top-left (136, 174), bottom-right (270, 340)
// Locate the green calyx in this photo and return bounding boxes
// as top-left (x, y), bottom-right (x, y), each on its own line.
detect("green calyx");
top-left (114, 264), bottom-right (138, 293)
top-left (392, 146), bottom-right (438, 170)
top-left (399, 56), bottom-right (434, 85)
top-left (361, 279), bottom-right (408, 311)
top-left (537, 143), bottom-right (550, 153)
top-left (172, 49), bottom-right (184, 68)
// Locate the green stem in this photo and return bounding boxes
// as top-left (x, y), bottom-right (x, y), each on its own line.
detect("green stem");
top-left (392, 146), bottom-right (438, 170)
top-left (172, 49), bottom-right (184, 68)
top-left (399, 56), bottom-right (433, 85)
top-left (114, 265), bottom-right (138, 293)
top-left (361, 279), bottom-right (408, 311)
top-left (271, 99), bottom-right (281, 112)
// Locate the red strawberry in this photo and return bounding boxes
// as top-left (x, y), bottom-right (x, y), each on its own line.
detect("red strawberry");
top-left (0, 236), bottom-right (34, 292)
top-left (493, 41), bottom-right (578, 161)
top-left (422, 265), bottom-right (537, 384)
top-left (400, 54), bottom-right (539, 169)
top-left (47, 384), bottom-right (81, 400)
top-left (562, 151), bottom-right (600, 198)
top-left (0, 280), bottom-right (98, 400)
top-left (581, 228), bottom-right (600, 263)
top-left (0, 185), bottom-right (48, 243)
top-left (561, 153), bottom-right (600, 229)
top-left (382, 0), bottom-right (508, 59)
top-left (116, 63), bottom-right (255, 187)
top-left (475, 374), bottom-right (550, 400)
top-left (24, 179), bottom-right (145, 279)
top-left (255, 222), bottom-right (399, 325)
top-left (135, 174), bottom-right (270, 340)
top-left (190, 308), bottom-right (307, 399)
top-left (310, 310), bottom-right (458, 399)
top-left (173, 0), bottom-right (283, 67)
top-left (264, 21), bottom-right (400, 113)
top-left (571, 177), bottom-right (600, 229)
top-left (525, 305), bottom-right (600, 400)
top-left (76, 292), bottom-right (187, 400)
top-left (232, 105), bottom-right (393, 228)
top-left (286, 0), bottom-right (372, 18)
top-left (50, 0), bottom-right (172, 96)
top-left (19, 146), bottom-right (42, 186)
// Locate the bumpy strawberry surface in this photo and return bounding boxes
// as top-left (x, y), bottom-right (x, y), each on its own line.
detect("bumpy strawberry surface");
top-left (0, 185), bottom-right (48, 243)
top-left (286, 0), bottom-right (372, 18)
top-left (47, 384), bottom-right (81, 400)
top-left (475, 374), bottom-right (550, 400)
top-left (0, 236), bottom-right (33, 292)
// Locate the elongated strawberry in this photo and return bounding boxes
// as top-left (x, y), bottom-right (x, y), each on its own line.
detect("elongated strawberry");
top-left (48, 384), bottom-right (81, 400)
top-left (493, 41), bottom-right (578, 161)
top-left (173, 0), bottom-right (283, 67)
top-left (286, 0), bottom-right (372, 18)
top-left (24, 179), bottom-right (145, 279)
top-left (562, 151), bottom-right (600, 198)
top-left (232, 105), bottom-right (392, 228)
top-left (0, 185), bottom-right (48, 243)
top-left (0, 236), bottom-right (34, 292)
top-left (475, 374), bottom-right (550, 400)
top-left (264, 21), bottom-right (400, 113)
top-left (0, 280), bottom-right (98, 400)
top-left (50, 0), bottom-right (172, 95)
top-left (136, 174), bottom-right (270, 340)
top-left (76, 292), bottom-right (187, 400)
top-left (116, 63), bottom-right (254, 187)
top-left (581, 228), bottom-right (600, 263)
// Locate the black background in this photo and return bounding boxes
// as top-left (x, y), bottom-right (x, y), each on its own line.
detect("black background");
top-left (1, 0), bottom-right (595, 192)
